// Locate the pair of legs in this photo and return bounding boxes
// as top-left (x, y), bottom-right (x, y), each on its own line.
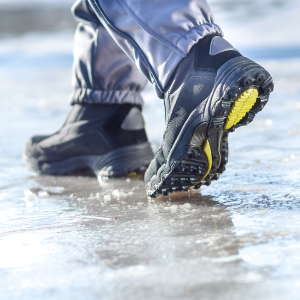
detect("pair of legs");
top-left (24, 0), bottom-right (274, 197)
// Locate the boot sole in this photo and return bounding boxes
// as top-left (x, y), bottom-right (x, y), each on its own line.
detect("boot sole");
top-left (147, 58), bottom-right (274, 197)
top-left (24, 142), bottom-right (154, 178)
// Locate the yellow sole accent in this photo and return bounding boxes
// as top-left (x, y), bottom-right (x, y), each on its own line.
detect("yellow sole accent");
top-left (224, 88), bottom-right (259, 130)
top-left (189, 140), bottom-right (212, 188)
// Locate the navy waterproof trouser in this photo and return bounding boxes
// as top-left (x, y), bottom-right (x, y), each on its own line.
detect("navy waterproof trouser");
top-left (70, 0), bottom-right (223, 104)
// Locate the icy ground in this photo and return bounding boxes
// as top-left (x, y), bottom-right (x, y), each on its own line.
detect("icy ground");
top-left (1, 0), bottom-right (300, 299)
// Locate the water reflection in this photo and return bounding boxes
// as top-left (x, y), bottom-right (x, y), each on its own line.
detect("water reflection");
top-left (30, 175), bottom-right (241, 264)
top-left (1, 167), bottom-right (299, 298)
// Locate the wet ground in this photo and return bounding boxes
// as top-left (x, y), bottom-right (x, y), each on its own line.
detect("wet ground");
top-left (1, 0), bottom-right (300, 299)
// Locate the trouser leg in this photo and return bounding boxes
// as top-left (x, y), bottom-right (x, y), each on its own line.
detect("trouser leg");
top-left (87, 0), bottom-right (223, 97)
top-left (70, 0), bottom-right (148, 105)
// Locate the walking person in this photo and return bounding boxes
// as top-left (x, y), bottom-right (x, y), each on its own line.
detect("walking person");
top-left (24, 0), bottom-right (274, 197)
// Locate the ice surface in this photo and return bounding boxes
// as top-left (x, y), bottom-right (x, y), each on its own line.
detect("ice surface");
top-left (1, 1), bottom-right (300, 299)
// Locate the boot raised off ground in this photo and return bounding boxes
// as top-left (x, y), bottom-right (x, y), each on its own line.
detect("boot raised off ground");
top-left (24, 103), bottom-right (154, 177)
top-left (145, 34), bottom-right (274, 198)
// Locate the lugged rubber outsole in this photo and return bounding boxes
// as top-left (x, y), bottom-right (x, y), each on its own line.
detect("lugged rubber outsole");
top-left (148, 65), bottom-right (274, 198)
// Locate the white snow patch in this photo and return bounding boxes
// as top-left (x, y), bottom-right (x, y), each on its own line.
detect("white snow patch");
top-left (112, 189), bottom-right (133, 199)
top-left (24, 190), bottom-right (37, 207)
top-left (103, 195), bottom-right (111, 201)
top-left (43, 186), bottom-right (65, 194)
top-left (170, 206), bottom-right (178, 213)
top-left (37, 191), bottom-right (49, 198)
top-left (181, 203), bottom-right (191, 210)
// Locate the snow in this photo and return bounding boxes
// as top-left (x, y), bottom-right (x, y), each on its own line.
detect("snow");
top-left (43, 186), bottom-right (65, 194)
top-left (37, 191), bottom-right (49, 197)
top-left (24, 190), bottom-right (37, 206)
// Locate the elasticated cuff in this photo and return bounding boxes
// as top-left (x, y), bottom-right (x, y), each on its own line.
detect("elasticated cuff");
top-left (70, 88), bottom-right (144, 105)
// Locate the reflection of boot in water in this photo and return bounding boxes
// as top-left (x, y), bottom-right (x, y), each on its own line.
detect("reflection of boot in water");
top-left (147, 191), bottom-right (239, 259)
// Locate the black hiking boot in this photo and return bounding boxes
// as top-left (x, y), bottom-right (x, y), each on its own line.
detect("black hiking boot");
top-left (24, 103), bottom-right (154, 177)
top-left (145, 34), bottom-right (274, 197)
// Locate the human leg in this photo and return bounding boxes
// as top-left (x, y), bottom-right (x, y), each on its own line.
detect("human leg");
top-left (24, 0), bottom-right (153, 177)
top-left (87, 0), bottom-right (274, 197)
top-left (70, 0), bottom-right (147, 105)
top-left (87, 0), bottom-right (223, 96)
